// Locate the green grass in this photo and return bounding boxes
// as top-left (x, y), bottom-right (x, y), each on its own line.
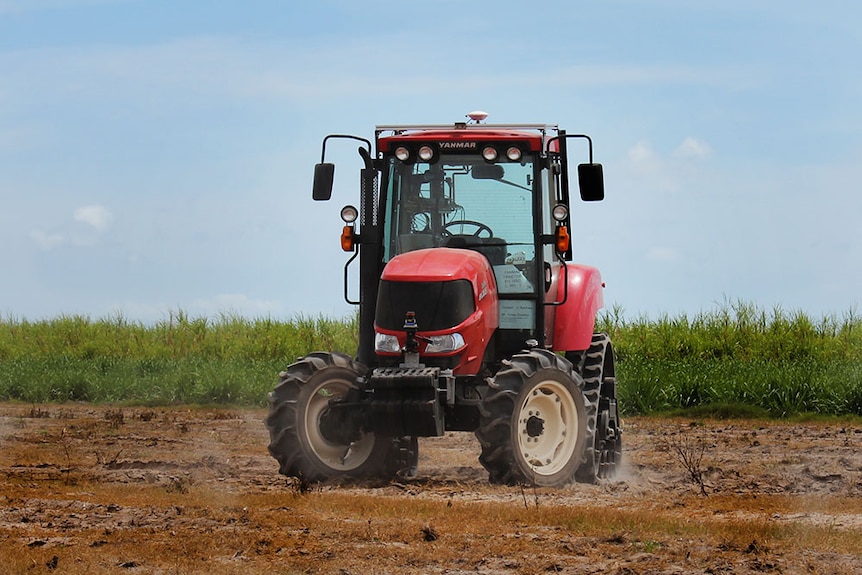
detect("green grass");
top-left (1, 301), bottom-right (861, 416)
top-left (0, 311), bottom-right (358, 406)
top-left (598, 301), bottom-right (862, 417)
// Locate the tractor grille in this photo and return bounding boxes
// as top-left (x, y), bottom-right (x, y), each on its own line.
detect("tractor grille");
top-left (376, 279), bottom-right (474, 331)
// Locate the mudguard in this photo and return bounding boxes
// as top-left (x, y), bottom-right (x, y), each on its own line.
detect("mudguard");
top-left (551, 263), bottom-right (604, 352)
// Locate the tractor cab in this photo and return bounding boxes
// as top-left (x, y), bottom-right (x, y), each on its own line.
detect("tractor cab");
top-left (370, 121), bottom-right (603, 366)
top-left (382, 148), bottom-right (537, 287)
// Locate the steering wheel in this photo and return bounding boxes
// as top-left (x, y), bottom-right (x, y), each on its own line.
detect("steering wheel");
top-left (441, 220), bottom-right (494, 238)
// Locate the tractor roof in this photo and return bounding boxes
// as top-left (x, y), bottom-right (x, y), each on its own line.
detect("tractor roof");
top-left (376, 123), bottom-right (559, 154)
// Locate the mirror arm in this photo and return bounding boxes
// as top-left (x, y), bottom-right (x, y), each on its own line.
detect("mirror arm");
top-left (320, 134), bottom-right (373, 163)
top-left (554, 130), bottom-right (571, 210)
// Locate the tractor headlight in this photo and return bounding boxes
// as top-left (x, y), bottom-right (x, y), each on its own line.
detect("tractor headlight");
top-left (482, 146), bottom-right (498, 162)
top-left (424, 333), bottom-right (466, 354)
top-left (375, 332), bottom-right (401, 354)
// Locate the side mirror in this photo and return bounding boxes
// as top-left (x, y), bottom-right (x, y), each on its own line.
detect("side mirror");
top-left (312, 163), bottom-right (335, 201)
top-left (577, 163), bottom-right (604, 202)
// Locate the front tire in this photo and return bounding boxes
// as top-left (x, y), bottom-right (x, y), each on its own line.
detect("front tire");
top-left (265, 351), bottom-right (395, 482)
top-left (476, 349), bottom-right (588, 487)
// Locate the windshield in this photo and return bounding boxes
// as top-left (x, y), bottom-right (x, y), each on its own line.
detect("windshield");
top-left (382, 154), bottom-right (538, 295)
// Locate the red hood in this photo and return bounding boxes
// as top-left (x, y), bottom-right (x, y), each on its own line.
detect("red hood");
top-left (381, 247), bottom-right (492, 283)
top-left (378, 247), bottom-right (499, 376)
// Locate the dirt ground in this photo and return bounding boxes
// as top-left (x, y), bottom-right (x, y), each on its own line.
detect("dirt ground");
top-left (2, 403), bottom-right (862, 574)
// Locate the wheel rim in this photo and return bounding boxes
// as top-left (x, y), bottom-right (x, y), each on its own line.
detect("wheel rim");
top-left (516, 379), bottom-right (579, 477)
top-left (303, 379), bottom-right (375, 472)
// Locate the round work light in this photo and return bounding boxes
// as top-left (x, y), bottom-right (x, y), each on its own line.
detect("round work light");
top-left (482, 146), bottom-right (498, 162)
top-left (552, 204), bottom-right (569, 222)
top-left (395, 146), bottom-right (410, 162)
top-left (340, 205), bottom-right (359, 223)
top-left (506, 146), bottom-right (522, 161)
top-left (418, 145), bottom-right (434, 162)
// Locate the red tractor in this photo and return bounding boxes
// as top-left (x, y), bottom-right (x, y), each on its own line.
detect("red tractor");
top-left (265, 112), bottom-right (621, 487)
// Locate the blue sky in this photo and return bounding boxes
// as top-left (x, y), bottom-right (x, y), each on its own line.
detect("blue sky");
top-left (1, 0), bottom-right (860, 323)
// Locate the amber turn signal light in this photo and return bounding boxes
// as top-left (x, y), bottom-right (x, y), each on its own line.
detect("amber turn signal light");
top-left (555, 225), bottom-right (570, 253)
top-left (341, 226), bottom-right (355, 251)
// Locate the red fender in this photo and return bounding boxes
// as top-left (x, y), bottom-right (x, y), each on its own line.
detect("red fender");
top-left (551, 264), bottom-right (604, 352)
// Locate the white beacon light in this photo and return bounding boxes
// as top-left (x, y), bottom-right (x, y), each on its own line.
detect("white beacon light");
top-left (467, 110), bottom-right (489, 123)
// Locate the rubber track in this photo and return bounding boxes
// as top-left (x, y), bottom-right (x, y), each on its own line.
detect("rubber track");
top-left (573, 334), bottom-right (609, 482)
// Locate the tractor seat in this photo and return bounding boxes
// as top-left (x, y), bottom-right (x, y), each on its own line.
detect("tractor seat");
top-left (445, 236), bottom-right (507, 265)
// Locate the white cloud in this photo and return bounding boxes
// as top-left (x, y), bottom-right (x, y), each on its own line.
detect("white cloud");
top-left (622, 140), bottom-right (680, 193)
top-left (628, 141), bottom-right (658, 164)
top-left (74, 204), bottom-right (113, 232)
top-left (29, 229), bottom-right (66, 250)
top-left (629, 137), bottom-right (712, 165)
top-left (673, 137), bottom-right (712, 159)
top-left (620, 137), bottom-right (715, 197)
top-left (0, 35), bottom-right (761, 114)
top-left (558, 63), bottom-right (758, 91)
top-left (28, 204), bottom-right (113, 250)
